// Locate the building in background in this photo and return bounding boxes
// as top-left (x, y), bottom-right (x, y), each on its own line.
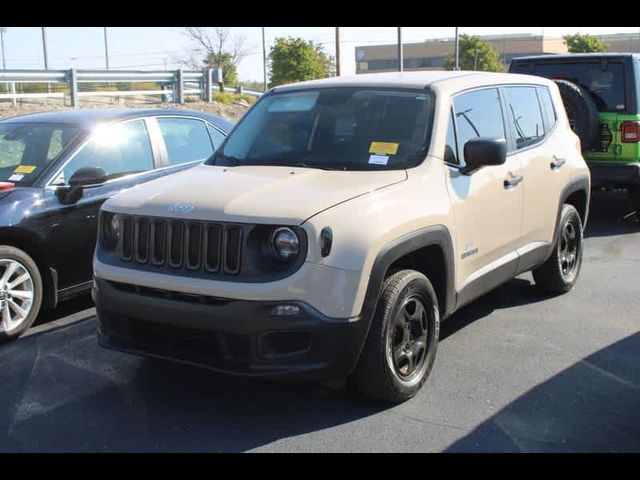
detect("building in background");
top-left (355, 33), bottom-right (640, 74)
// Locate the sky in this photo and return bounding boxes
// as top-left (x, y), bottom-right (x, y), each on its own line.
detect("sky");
top-left (1, 27), bottom-right (638, 83)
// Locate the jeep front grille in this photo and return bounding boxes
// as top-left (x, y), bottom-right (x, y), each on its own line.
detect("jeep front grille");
top-left (118, 216), bottom-right (243, 275)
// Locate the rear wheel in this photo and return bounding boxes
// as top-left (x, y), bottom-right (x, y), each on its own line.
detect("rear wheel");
top-left (532, 204), bottom-right (584, 294)
top-left (0, 246), bottom-right (43, 343)
top-left (350, 270), bottom-right (440, 403)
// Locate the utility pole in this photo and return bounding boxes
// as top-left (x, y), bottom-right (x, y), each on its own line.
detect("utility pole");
top-left (41, 27), bottom-right (49, 69)
top-left (262, 27), bottom-right (267, 91)
top-left (454, 27), bottom-right (459, 70)
top-left (335, 27), bottom-right (341, 76)
top-left (103, 27), bottom-right (110, 70)
top-left (397, 27), bottom-right (403, 72)
top-left (0, 28), bottom-right (6, 69)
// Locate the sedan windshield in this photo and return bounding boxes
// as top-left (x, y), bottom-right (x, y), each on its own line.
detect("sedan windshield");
top-left (0, 123), bottom-right (81, 185)
top-left (208, 87), bottom-right (434, 171)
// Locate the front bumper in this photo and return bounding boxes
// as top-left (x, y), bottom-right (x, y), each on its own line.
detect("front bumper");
top-left (588, 161), bottom-right (640, 188)
top-left (94, 278), bottom-right (369, 381)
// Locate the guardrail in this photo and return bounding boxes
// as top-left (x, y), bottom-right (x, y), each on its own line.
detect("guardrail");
top-left (0, 68), bottom-right (264, 107)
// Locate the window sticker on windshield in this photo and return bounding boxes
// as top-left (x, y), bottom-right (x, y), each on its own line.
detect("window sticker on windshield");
top-left (368, 154), bottom-right (389, 165)
top-left (369, 142), bottom-right (399, 155)
top-left (8, 174), bottom-right (24, 182)
top-left (14, 165), bottom-right (37, 174)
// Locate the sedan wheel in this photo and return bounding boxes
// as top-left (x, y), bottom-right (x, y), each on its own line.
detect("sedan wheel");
top-left (0, 259), bottom-right (35, 333)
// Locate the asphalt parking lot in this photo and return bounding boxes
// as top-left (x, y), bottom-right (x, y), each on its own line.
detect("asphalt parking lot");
top-left (1, 189), bottom-right (639, 452)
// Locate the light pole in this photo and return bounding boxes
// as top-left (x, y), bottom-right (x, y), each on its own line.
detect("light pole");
top-left (397, 27), bottom-right (403, 72)
top-left (0, 27), bottom-right (6, 69)
top-left (41, 27), bottom-right (49, 70)
top-left (454, 27), bottom-right (459, 70)
top-left (103, 27), bottom-right (110, 70)
top-left (262, 27), bottom-right (267, 91)
top-left (335, 27), bottom-right (341, 76)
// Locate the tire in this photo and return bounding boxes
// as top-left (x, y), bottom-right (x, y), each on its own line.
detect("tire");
top-left (349, 270), bottom-right (440, 403)
top-left (532, 205), bottom-right (584, 294)
top-left (553, 79), bottom-right (600, 151)
top-left (0, 246), bottom-right (43, 343)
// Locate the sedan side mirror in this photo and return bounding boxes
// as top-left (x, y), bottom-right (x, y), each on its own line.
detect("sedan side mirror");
top-left (68, 167), bottom-right (108, 187)
top-left (56, 167), bottom-right (108, 205)
top-left (461, 138), bottom-right (507, 175)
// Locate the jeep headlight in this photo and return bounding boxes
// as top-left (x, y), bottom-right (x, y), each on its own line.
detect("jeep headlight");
top-left (101, 212), bottom-right (120, 250)
top-left (270, 227), bottom-right (300, 260)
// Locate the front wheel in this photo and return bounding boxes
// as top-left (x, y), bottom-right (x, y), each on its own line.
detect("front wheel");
top-left (532, 204), bottom-right (584, 294)
top-left (349, 270), bottom-right (440, 403)
top-left (0, 246), bottom-right (43, 343)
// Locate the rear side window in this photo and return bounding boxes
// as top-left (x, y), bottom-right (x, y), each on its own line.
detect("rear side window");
top-left (157, 118), bottom-right (214, 166)
top-left (452, 88), bottom-right (505, 164)
top-left (504, 86), bottom-right (545, 150)
top-left (537, 87), bottom-right (557, 132)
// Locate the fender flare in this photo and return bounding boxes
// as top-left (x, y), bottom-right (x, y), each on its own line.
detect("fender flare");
top-left (353, 225), bottom-right (456, 356)
top-left (552, 174), bottom-right (591, 245)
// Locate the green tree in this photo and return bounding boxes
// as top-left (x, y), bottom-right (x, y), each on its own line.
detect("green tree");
top-left (268, 37), bottom-right (334, 87)
top-left (203, 51), bottom-right (238, 87)
top-left (563, 33), bottom-right (609, 53)
top-left (444, 34), bottom-right (504, 72)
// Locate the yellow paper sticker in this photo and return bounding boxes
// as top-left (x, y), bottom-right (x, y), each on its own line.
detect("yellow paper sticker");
top-left (14, 165), bottom-right (37, 174)
top-left (369, 142), bottom-right (399, 155)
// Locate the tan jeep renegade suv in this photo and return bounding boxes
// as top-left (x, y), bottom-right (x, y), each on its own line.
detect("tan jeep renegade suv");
top-left (93, 71), bottom-right (590, 402)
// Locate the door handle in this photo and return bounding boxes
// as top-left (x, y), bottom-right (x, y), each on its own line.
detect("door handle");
top-left (504, 175), bottom-right (523, 189)
top-left (550, 157), bottom-right (566, 170)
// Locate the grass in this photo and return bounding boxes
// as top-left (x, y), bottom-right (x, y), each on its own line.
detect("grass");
top-left (212, 92), bottom-right (256, 105)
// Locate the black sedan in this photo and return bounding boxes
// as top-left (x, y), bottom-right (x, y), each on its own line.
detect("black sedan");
top-left (0, 108), bottom-right (233, 341)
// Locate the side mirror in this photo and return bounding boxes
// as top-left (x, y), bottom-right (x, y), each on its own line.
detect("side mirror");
top-left (68, 167), bottom-right (108, 187)
top-left (56, 167), bottom-right (107, 205)
top-left (461, 138), bottom-right (507, 175)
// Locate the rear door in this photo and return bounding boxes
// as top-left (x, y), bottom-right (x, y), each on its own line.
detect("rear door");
top-left (150, 116), bottom-right (217, 176)
top-left (502, 85), bottom-right (565, 255)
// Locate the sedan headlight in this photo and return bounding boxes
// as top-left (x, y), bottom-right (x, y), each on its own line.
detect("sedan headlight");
top-left (270, 227), bottom-right (300, 260)
top-left (101, 212), bottom-right (120, 249)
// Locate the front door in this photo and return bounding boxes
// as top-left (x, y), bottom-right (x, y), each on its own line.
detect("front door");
top-left (444, 88), bottom-right (524, 301)
top-left (43, 119), bottom-right (164, 290)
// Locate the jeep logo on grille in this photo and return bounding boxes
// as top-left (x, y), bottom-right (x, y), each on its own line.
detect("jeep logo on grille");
top-left (167, 203), bottom-right (195, 214)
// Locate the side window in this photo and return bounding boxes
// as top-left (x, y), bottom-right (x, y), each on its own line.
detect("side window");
top-left (444, 110), bottom-right (459, 165)
top-left (206, 123), bottom-right (227, 150)
top-left (504, 87), bottom-right (545, 150)
top-left (537, 87), bottom-right (557, 132)
top-left (452, 88), bottom-right (505, 164)
top-left (157, 118), bottom-right (214, 166)
top-left (57, 120), bottom-right (154, 185)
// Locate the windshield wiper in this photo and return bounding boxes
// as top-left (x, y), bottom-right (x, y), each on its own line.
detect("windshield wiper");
top-left (214, 152), bottom-right (243, 166)
top-left (286, 162), bottom-right (347, 171)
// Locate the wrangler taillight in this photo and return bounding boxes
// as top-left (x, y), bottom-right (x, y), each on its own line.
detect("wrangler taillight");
top-left (621, 121), bottom-right (640, 143)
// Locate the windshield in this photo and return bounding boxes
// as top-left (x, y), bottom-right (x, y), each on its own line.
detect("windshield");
top-left (0, 123), bottom-right (82, 185)
top-left (510, 61), bottom-right (626, 112)
top-left (208, 87), bottom-right (434, 170)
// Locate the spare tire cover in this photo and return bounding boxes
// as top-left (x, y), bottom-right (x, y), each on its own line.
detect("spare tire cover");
top-left (553, 79), bottom-right (600, 151)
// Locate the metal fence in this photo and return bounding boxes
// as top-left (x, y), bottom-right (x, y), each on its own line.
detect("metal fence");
top-left (0, 68), bottom-right (263, 107)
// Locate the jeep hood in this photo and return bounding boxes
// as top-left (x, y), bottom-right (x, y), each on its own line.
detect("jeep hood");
top-left (105, 164), bottom-right (407, 224)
